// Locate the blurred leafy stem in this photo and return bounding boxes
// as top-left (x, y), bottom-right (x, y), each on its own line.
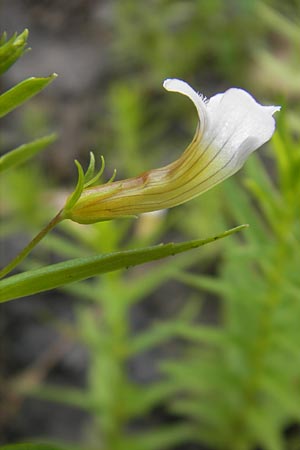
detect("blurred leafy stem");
top-left (164, 119), bottom-right (300, 449)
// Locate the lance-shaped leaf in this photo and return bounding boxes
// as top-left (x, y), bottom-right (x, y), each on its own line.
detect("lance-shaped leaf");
top-left (0, 225), bottom-right (247, 302)
top-left (0, 134), bottom-right (57, 173)
top-left (0, 74), bottom-right (57, 118)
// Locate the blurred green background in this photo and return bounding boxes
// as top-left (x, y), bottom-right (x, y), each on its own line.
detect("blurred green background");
top-left (1, 1), bottom-right (300, 449)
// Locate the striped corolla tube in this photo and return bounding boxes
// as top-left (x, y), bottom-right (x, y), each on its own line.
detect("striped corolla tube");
top-left (65, 79), bottom-right (280, 224)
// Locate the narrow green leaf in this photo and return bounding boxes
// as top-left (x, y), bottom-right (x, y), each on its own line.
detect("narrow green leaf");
top-left (0, 444), bottom-right (65, 450)
top-left (0, 134), bottom-right (57, 173)
top-left (0, 225), bottom-right (247, 302)
top-left (0, 74), bottom-right (57, 118)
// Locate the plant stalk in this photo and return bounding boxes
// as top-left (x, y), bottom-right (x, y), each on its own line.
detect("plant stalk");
top-left (0, 210), bottom-right (64, 279)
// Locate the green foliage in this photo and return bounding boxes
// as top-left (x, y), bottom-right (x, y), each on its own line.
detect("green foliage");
top-left (0, 30), bottom-right (56, 174)
top-left (163, 125), bottom-right (300, 449)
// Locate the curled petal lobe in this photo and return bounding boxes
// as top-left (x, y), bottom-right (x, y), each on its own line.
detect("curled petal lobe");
top-left (163, 78), bottom-right (208, 134)
top-left (64, 79), bottom-right (280, 224)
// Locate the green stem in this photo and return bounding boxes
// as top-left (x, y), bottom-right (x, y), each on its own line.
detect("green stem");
top-left (0, 210), bottom-right (64, 279)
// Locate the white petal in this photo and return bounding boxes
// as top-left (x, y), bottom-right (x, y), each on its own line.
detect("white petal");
top-left (163, 78), bottom-right (207, 134)
top-left (162, 80), bottom-right (280, 197)
top-left (203, 88), bottom-right (280, 172)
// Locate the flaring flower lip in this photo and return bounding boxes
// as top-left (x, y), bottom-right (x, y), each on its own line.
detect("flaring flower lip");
top-left (65, 79), bottom-right (280, 224)
top-left (163, 78), bottom-right (280, 170)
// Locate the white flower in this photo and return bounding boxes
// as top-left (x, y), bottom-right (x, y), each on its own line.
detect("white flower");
top-left (65, 79), bottom-right (280, 224)
top-left (163, 78), bottom-right (280, 194)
